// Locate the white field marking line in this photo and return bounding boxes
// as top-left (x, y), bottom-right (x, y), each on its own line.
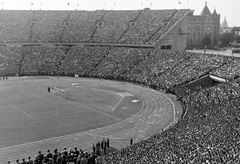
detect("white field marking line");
top-left (2, 86), bottom-right (164, 159)
top-left (92, 94), bottom-right (145, 139)
top-left (155, 103), bottom-right (171, 124)
top-left (48, 76), bottom-right (58, 80)
top-left (144, 94), bottom-right (159, 124)
top-left (74, 85), bottom-right (86, 88)
top-left (83, 132), bottom-right (122, 140)
top-left (91, 88), bottom-right (123, 97)
top-left (148, 103), bottom-right (171, 127)
top-left (31, 94), bottom-right (57, 105)
top-left (147, 97), bottom-right (162, 124)
top-left (146, 95), bottom-right (157, 119)
top-left (69, 99), bottom-right (119, 121)
top-left (32, 94), bottom-right (94, 118)
top-left (32, 93), bottom-right (58, 118)
top-left (24, 80), bottom-right (136, 127)
top-left (148, 97), bottom-right (164, 122)
top-left (130, 119), bottom-right (142, 139)
top-left (79, 83), bottom-right (99, 86)
top-left (126, 86), bottom-right (175, 141)
top-left (126, 95), bottom-right (145, 137)
top-left (33, 110), bottom-right (91, 120)
top-left (0, 119), bottom-right (118, 153)
top-left (148, 95), bottom-right (168, 124)
top-left (153, 95), bottom-right (163, 117)
top-left (0, 98), bottom-right (35, 120)
top-left (130, 96), bottom-right (147, 139)
top-left (24, 81), bottom-right (118, 120)
top-left (144, 97), bottom-right (171, 133)
top-left (148, 95), bottom-right (164, 119)
top-left (96, 96), bottom-right (145, 138)
top-left (126, 84), bottom-right (176, 127)
top-left (0, 132), bottom-right (88, 151)
top-left (90, 88), bottom-right (124, 112)
top-left (136, 94), bottom-right (154, 141)
top-left (0, 80), bottom-right (152, 152)
top-left (155, 97), bottom-right (166, 117)
top-left (112, 96), bottom-right (124, 111)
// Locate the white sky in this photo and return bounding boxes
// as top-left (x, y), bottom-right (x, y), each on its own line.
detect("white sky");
top-left (1, 0), bottom-right (239, 27)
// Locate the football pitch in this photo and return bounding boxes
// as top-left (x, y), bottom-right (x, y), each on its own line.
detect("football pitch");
top-left (0, 76), bottom-right (181, 161)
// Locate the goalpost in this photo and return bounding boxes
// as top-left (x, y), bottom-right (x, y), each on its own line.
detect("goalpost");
top-left (51, 87), bottom-right (72, 100)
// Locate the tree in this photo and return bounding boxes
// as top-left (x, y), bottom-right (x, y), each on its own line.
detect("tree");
top-left (219, 33), bottom-right (234, 45)
top-left (202, 36), bottom-right (211, 46)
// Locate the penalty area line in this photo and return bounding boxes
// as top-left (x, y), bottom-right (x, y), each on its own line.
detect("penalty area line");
top-left (90, 88), bottom-right (124, 112)
top-left (31, 94), bottom-right (56, 105)
top-left (0, 98), bottom-right (35, 120)
top-left (69, 100), bottom-right (120, 121)
top-left (112, 96), bottom-right (124, 112)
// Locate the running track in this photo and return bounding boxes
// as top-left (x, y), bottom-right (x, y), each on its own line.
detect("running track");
top-left (0, 79), bottom-right (177, 162)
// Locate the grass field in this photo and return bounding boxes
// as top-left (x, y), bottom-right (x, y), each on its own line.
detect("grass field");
top-left (0, 76), bottom-right (181, 162)
top-left (0, 76), bottom-right (143, 148)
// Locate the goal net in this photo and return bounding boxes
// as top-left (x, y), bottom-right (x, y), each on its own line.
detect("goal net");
top-left (51, 87), bottom-right (72, 100)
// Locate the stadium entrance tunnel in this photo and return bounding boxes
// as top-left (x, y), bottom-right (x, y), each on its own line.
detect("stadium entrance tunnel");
top-left (182, 74), bottom-right (227, 90)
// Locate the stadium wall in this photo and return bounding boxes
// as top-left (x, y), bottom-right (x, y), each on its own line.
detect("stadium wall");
top-left (155, 11), bottom-right (191, 51)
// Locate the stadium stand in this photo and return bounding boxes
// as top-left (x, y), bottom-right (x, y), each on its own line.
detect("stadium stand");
top-left (62, 10), bottom-right (106, 43)
top-left (96, 78), bottom-right (240, 164)
top-left (210, 57), bottom-right (240, 80)
top-left (0, 46), bottom-right (22, 75)
top-left (1, 9), bottom-right (240, 164)
top-left (0, 9), bottom-right (188, 44)
top-left (0, 11), bottom-right (31, 42)
top-left (31, 11), bottom-right (70, 42)
top-left (20, 46), bottom-right (68, 75)
top-left (91, 10), bottom-right (139, 43)
top-left (57, 46), bottom-right (109, 76)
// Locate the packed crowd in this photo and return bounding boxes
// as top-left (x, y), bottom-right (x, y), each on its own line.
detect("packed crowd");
top-left (11, 138), bottom-right (111, 164)
top-left (89, 47), bottom-right (152, 78)
top-left (91, 10), bottom-right (139, 43)
top-left (0, 45), bottom-right (237, 91)
top-left (58, 46), bottom-right (109, 76)
top-left (96, 78), bottom-right (240, 164)
top-left (1, 45), bottom-right (240, 163)
top-left (0, 46), bottom-right (22, 75)
top-left (2, 46), bottom-right (240, 163)
top-left (0, 11), bottom-right (32, 42)
top-left (31, 11), bottom-right (70, 42)
top-left (62, 10), bottom-right (106, 43)
top-left (20, 46), bottom-right (68, 75)
top-left (0, 9), bottom-right (188, 44)
top-left (2, 7), bottom-right (240, 164)
top-left (211, 57), bottom-right (240, 80)
top-left (119, 10), bottom-right (176, 44)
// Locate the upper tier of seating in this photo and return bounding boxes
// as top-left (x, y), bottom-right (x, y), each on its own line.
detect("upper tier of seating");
top-left (0, 9), bottom-right (188, 44)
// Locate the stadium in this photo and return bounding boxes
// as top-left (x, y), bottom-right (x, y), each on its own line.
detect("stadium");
top-left (0, 5), bottom-right (240, 164)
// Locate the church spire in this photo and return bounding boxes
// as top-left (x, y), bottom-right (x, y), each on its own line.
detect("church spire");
top-left (200, 2), bottom-right (211, 16)
top-left (212, 7), bottom-right (218, 15)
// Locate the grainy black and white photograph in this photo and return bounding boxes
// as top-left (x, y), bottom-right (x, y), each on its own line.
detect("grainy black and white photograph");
top-left (0, 0), bottom-right (239, 163)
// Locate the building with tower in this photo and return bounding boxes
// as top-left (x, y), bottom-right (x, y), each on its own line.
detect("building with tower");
top-left (187, 2), bottom-right (220, 48)
top-left (220, 17), bottom-right (232, 34)
top-left (222, 17), bottom-right (228, 29)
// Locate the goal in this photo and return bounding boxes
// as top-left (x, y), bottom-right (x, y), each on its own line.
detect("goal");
top-left (51, 87), bottom-right (72, 100)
